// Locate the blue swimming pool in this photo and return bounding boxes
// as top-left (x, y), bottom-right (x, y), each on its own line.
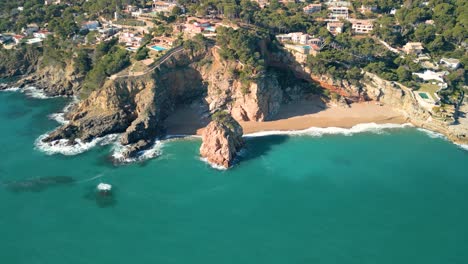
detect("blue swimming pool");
top-left (205, 26), bottom-right (216, 32)
top-left (151, 45), bottom-right (167, 51)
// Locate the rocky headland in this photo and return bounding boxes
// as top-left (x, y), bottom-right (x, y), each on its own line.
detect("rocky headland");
top-left (2, 40), bottom-right (467, 168)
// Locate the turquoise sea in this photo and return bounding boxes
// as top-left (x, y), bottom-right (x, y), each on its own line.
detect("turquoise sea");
top-left (1, 90), bottom-right (468, 264)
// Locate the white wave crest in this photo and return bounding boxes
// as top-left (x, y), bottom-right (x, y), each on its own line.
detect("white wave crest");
top-left (111, 140), bottom-right (164, 163)
top-left (1, 86), bottom-right (21, 92)
top-left (35, 133), bottom-right (120, 156)
top-left (48, 99), bottom-right (77, 125)
top-left (23, 86), bottom-right (57, 99)
top-left (244, 123), bottom-right (413, 138)
top-left (417, 128), bottom-right (447, 140)
top-left (48, 113), bottom-right (68, 125)
top-left (200, 157), bottom-right (228, 170)
top-left (456, 144), bottom-right (468, 151)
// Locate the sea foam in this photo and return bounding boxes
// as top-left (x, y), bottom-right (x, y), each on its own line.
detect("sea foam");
top-left (22, 86), bottom-right (57, 99)
top-left (458, 144), bottom-right (468, 151)
top-left (0, 87), bottom-right (21, 92)
top-left (200, 157), bottom-right (228, 171)
top-left (35, 133), bottom-right (120, 156)
top-left (48, 98), bottom-right (78, 125)
top-left (244, 123), bottom-right (413, 138)
top-left (416, 128), bottom-right (447, 140)
top-left (111, 140), bottom-right (164, 163)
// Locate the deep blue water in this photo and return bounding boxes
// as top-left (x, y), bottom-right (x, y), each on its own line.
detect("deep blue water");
top-left (1, 91), bottom-right (467, 264)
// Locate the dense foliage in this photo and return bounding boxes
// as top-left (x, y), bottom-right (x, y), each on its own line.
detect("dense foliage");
top-left (81, 38), bottom-right (130, 96)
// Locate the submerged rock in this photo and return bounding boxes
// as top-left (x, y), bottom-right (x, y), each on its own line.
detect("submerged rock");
top-left (200, 112), bottom-right (244, 169)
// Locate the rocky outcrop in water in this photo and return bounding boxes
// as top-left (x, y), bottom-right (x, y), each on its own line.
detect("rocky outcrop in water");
top-left (200, 112), bottom-right (244, 168)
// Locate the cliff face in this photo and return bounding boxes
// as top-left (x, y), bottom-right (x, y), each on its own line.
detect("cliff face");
top-left (17, 61), bottom-right (84, 96)
top-left (43, 48), bottom-right (208, 158)
top-left (361, 72), bottom-right (468, 144)
top-left (199, 48), bottom-right (283, 122)
top-left (200, 113), bottom-right (244, 168)
top-left (40, 45), bottom-right (302, 162)
top-left (0, 46), bottom-right (41, 79)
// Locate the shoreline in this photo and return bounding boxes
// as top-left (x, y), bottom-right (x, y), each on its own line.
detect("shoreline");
top-left (165, 100), bottom-right (408, 136)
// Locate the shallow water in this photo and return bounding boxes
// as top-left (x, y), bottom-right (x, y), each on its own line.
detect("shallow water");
top-left (1, 90), bottom-right (468, 264)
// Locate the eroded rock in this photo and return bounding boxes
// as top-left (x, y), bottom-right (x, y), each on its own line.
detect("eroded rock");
top-left (200, 112), bottom-right (244, 168)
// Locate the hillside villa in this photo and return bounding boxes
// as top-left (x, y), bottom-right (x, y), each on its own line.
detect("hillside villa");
top-left (324, 0), bottom-right (351, 7)
top-left (328, 6), bottom-right (349, 21)
top-left (276, 32), bottom-right (323, 59)
top-left (349, 19), bottom-right (374, 34)
top-left (439, 58), bottom-right (460, 70)
top-left (402, 42), bottom-right (424, 55)
top-left (152, 1), bottom-right (179, 15)
top-left (119, 31), bottom-right (143, 48)
top-left (358, 5), bottom-right (377, 14)
top-left (303, 4), bottom-right (322, 14)
top-left (327, 22), bottom-right (344, 35)
top-left (184, 17), bottom-right (217, 36)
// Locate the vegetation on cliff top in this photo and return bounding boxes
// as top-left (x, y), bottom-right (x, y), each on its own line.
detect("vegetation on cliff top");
top-left (81, 38), bottom-right (130, 97)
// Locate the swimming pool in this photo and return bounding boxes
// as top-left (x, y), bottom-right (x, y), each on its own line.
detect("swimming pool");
top-left (419, 92), bottom-right (430, 99)
top-left (150, 45), bottom-right (167, 51)
top-left (204, 26), bottom-right (216, 32)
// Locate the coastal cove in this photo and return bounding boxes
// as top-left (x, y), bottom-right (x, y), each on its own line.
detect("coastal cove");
top-left (2, 88), bottom-right (468, 264)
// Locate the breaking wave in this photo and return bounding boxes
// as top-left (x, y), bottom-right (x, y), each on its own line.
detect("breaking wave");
top-left (23, 86), bottom-right (57, 99)
top-left (0, 87), bottom-right (21, 92)
top-left (457, 144), bottom-right (468, 151)
top-left (200, 157), bottom-right (228, 171)
top-left (35, 133), bottom-right (120, 156)
top-left (111, 140), bottom-right (164, 163)
top-left (244, 123), bottom-right (413, 138)
top-left (416, 128), bottom-right (447, 140)
top-left (47, 97), bottom-right (78, 125)
top-left (0, 85), bottom-right (58, 99)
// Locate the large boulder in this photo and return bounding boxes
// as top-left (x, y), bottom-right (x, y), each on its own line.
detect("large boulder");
top-left (200, 112), bottom-right (244, 169)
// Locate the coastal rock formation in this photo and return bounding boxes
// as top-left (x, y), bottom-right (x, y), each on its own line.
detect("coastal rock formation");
top-left (200, 112), bottom-right (244, 168)
top-left (361, 72), bottom-right (468, 144)
top-left (273, 48), bottom-right (468, 145)
top-left (42, 48), bottom-right (208, 159)
top-left (0, 46), bottom-right (40, 79)
top-left (200, 48), bottom-right (283, 122)
top-left (16, 61), bottom-right (83, 96)
top-left (36, 44), bottom-right (316, 163)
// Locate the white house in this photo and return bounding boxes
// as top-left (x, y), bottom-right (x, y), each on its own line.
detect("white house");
top-left (303, 4), bottom-right (322, 14)
top-left (349, 19), bottom-right (374, 34)
top-left (33, 30), bottom-right (52, 39)
top-left (402, 42), bottom-right (424, 55)
top-left (328, 6), bottom-right (348, 21)
top-left (439, 58), bottom-right (460, 70)
top-left (327, 22), bottom-right (344, 35)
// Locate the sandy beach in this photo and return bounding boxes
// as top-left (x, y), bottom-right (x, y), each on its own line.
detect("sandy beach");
top-left (164, 99), bottom-right (407, 136)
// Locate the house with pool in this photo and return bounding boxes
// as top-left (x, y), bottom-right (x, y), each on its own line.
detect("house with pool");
top-left (148, 36), bottom-right (176, 52)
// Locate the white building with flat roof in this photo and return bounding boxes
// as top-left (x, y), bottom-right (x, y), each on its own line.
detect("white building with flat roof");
top-left (349, 19), bottom-right (374, 34)
top-left (303, 3), bottom-right (322, 14)
top-left (328, 6), bottom-right (348, 21)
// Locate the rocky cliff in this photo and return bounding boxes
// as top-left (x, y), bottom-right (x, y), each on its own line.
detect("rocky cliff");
top-left (16, 60), bottom-right (84, 96)
top-left (271, 48), bottom-right (468, 145)
top-left (0, 46), bottom-right (41, 79)
top-left (200, 112), bottom-right (244, 168)
top-left (199, 48), bottom-right (283, 122)
top-left (361, 72), bottom-right (468, 144)
top-left (42, 47), bottom-right (208, 159)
